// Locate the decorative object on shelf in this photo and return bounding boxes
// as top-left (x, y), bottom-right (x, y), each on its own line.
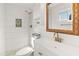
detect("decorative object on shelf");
top-left (35, 17), bottom-right (40, 24)
top-left (37, 21), bottom-right (40, 24)
top-left (16, 19), bottom-right (22, 27)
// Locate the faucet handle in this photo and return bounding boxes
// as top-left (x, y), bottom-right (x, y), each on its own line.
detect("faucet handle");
top-left (54, 32), bottom-right (63, 43)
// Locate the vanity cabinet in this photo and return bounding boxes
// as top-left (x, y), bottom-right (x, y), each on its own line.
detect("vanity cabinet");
top-left (46, 3), bottom-right (79, 35)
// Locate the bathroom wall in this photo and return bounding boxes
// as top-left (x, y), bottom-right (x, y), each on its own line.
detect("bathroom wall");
top-left (32, 4), bottom-right (41, 33)
top-left (33, 4), bottom-right (52, 41)
top-left (34, 3), bottom-right (79, 55)
top-left (5, 4), bottom-right (32, 52)
top-left (0, 3), bottom-right (5, 55)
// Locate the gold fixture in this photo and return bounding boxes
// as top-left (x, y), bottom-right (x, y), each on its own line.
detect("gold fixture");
top-left (53, 32), bottom-right (63, 43)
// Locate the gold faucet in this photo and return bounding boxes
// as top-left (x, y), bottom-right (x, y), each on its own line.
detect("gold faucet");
top-left (53, 32), bottom-right (63, 43)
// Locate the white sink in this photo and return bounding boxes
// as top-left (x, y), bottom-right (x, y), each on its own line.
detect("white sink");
top-left (34, 39), bottom-right (79, 56)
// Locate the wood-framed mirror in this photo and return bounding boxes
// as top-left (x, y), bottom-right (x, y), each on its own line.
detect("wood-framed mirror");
top-left (46, 3), bottom-right (79, 35)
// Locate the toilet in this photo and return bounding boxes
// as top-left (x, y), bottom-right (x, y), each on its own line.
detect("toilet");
top-left (15, 37), bottom-right (35, 56)
top-left (15, 46), bottom-right (34, 56)
top-left (15, 33), bottom-right (40, 56)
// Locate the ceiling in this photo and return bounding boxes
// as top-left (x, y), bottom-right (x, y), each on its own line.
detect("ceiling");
top-left (5, 3), bottom-right (40, 10)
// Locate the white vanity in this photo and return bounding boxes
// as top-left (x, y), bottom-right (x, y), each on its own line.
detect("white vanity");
top-left (34, 39), bottom-right (79, 56)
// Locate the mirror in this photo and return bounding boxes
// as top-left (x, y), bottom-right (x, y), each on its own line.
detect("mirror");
top-left (48, 3), bottom-right (73, 30)
top-left (46, 3), bottom-right (79, 35)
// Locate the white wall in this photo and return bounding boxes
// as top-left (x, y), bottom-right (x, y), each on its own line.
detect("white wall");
top-left (33, 3), bottom-right (79, 55)
top-left (32, 4), bottom-right (41, 33)
top-left (0, 3), bottom-right (5, 55)
top-left (32, 3), bottom-right (52, 41)
top-left (5, 4), bottom-right (32, 51)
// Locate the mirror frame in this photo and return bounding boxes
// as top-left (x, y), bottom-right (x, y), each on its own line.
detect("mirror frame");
top-left (46, 3), bottom-right (79, 35)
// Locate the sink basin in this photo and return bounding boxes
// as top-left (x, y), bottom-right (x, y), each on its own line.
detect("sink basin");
top-left (34, 39), bottom-right (79, 56)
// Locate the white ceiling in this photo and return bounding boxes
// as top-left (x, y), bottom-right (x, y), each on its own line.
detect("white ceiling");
top-left (5, 3), bottom-right (40, 10)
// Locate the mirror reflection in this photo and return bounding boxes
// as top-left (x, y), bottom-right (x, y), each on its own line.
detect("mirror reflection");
top-left (48, 3), bottom-right (73, 30)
